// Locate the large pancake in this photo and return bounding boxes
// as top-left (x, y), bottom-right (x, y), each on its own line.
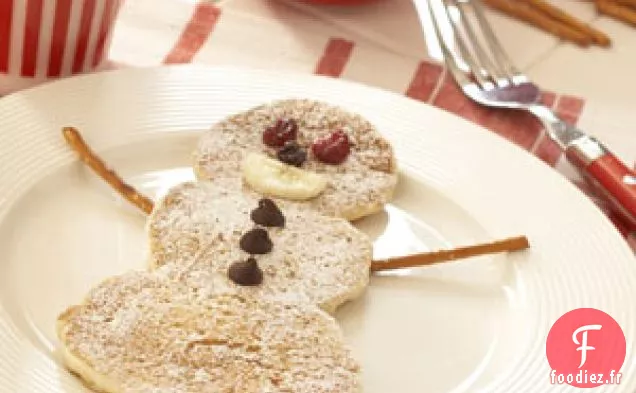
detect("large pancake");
top-left (57, 269), bottom-right (361, 393)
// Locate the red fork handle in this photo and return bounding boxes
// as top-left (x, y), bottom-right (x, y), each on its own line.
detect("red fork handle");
top-left (566, 137), bottom-right (636, 230)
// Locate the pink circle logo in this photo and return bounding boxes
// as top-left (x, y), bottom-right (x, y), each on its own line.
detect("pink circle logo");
top-left (546, 308), bottom-right (626, 388)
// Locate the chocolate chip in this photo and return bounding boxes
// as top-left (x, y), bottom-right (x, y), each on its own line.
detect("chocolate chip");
top-left (251, 198), bottom-right (285, 228)
top-left (276, 141), bottom-right (307, 167)
top-left (239, 228), bottom-right (273, 254)
top-left (228, 257), bottom-right (263, 286)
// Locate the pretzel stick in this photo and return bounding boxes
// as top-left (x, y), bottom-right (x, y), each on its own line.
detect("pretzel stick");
top-left (62, 127), bottom-right (155, 214)
top-left (614, 0), bottom-right (636, 8)
top-left (596, 0), bottom-right (636, 25)
top-left (370, 236), bottom-right (530, 272)
top-left (482, 0), bottom-right (592, 46)
top-left (524, 0), bottom-right (611, 46)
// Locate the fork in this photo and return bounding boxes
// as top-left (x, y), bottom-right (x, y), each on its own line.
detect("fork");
top-left (416, 0), bottom-right (636, 229)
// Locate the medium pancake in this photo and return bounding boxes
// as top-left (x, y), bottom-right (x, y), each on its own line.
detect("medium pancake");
top-left (57, 269), bottom-right (361, 393)
top-left (193, 99), bottom-right (398, 221)
top-left (147, 181), bottom-right (372, 313)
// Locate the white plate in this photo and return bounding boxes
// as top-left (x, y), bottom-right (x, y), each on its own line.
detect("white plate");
top-left (0, 65), bottom-right (634, 393)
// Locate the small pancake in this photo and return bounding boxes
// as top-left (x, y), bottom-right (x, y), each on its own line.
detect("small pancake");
top-left (147, 181), bottom-right (372, 313)
top-left (57, 269), bottom-right (361, 393)
top-left (193, 99), bottom-right (398, 221)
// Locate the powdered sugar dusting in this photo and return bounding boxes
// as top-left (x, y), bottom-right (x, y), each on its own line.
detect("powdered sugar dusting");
top-left (194, 99), bottom-right (398, 220)
top-left (58, 271), bottom-right (361, 392)
top-left (148, 181), bottom-right (372, 313)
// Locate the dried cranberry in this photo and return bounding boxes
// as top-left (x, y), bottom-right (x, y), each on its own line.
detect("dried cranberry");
top-left (276, 141), bottom-right (307, 167)
top-left (262, 118), bottom-right (298, 147)
top-left (311, 130), bottom-right (351, 165)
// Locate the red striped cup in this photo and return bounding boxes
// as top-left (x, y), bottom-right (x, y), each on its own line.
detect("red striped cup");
top-left (0, 0), bottom-right (122, 95)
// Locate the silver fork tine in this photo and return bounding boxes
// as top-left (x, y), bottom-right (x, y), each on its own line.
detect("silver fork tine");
top-left (450, 0), bottom-right (509, 87)
top-left (434, 0), bottom-right (494, 89)
top-left (417, 0), bottom-right (472, 86)
top-left (467, 0), bottom-right (528, 84)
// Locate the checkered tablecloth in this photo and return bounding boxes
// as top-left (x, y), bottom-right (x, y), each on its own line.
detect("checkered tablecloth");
top-left (106, 0), bottom-right (635, 251)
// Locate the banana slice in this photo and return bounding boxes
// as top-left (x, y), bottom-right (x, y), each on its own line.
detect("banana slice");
top-left (241, 153), bottom-right (328, 201)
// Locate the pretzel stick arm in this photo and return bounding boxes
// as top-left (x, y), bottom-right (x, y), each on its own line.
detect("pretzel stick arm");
top-left (370, 236), bottom-right (530, 272)
top-left (62, 127), bottom-right (155, 214)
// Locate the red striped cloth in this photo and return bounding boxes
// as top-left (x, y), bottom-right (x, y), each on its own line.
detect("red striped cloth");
top-left (164, 2), bottom-right (221, 64)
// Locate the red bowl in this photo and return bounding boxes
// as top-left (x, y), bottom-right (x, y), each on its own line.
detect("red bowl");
top-left (300, 0), bottom-right (378, 5)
